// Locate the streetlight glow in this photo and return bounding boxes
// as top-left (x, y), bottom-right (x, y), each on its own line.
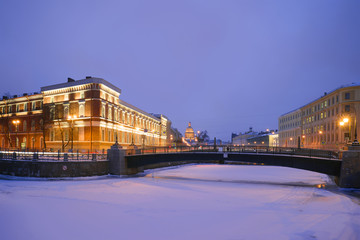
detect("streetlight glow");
top-left (339, 121), bottom-right (344, 126)
top-left (343, 118), bottom-right (349, 123)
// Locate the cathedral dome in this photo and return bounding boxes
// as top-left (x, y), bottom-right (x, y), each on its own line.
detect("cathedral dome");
top-left (185, 122), bottom-right (195, 140)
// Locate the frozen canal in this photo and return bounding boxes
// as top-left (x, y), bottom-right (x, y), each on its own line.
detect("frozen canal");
top-left (1, 164), bottom-right (360, 240)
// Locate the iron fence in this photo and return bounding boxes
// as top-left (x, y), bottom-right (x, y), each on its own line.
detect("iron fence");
top-left (0, 150), bottom-right (108, 162)
top-left (129, 145), bottom-right (341, 160)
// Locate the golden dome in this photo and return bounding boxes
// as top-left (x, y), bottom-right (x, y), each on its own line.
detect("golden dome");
top-left (185, 122), bottom-right (195, 140)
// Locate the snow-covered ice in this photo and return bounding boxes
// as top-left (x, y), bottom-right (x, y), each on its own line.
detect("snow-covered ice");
top-left (1, 164), bottom-right (359, 240)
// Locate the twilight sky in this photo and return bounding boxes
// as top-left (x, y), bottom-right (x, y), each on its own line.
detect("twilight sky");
top-left (1, 0), bottom-right (359, 141)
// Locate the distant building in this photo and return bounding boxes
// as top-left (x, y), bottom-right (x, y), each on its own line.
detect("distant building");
top-left (232, 127), bottom-right (278, 147)
top-left (247, 131), bottom-right (279, 147)
top-left (279, 83), bottom-right (360, 150)
top-left (232, 127), bottom-right (258, 145)
top-left (0, 77), bottom-right (172, 151)
top-left (185, 122), bottom-right (195, 141)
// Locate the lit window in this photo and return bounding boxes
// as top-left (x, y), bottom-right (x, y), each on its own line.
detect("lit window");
top-left (79, 104), bottom-right (84, 117)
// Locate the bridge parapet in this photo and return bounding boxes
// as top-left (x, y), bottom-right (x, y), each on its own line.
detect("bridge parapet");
top-left (339, 145), bottom-right (360, 188)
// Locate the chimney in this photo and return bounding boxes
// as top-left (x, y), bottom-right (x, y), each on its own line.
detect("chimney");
top-left (67, 78), bottom-right (75, 82)
top-left (86, 76), bottom-right (92, 79)
top-left (23, 93), bottom-right (28, 96)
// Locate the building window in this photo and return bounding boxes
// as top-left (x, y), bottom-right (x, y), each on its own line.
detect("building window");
top-left (108, 108), bottom-right (112, 120)
top-left (22, 137), bottom-right (26, 148)
top-left (102, 105), bottom-right (106, 118)
top-left (101, 129), bottom-right (105, 141)
top-left (50, 130), bottom-right (54, 141)
top-left (80, 92), bottom-right (85, 99)
top-left (16, 104), bottom-right (20, 112)
top-left (23, 121), bottom-right (27, 132)
top-left (79, 104), bottom-right (84, 117)
top-left (50, 108), bottom-right (55, 120)
top-left (345, 105), bottom-right (350, 112)
top-left (51, 97), bottom-right (54, 103)
top-left (345, 92), bottom-right (350, 100)
top-left (65, 130), bottom-right (69, 141)
top-left (64, 106), bottom-right (69, 118)
top-left (24, 103), bottom-right (27, 111)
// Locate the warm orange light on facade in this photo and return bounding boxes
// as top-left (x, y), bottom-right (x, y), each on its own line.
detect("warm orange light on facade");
top-left (319, 131), bottom-right (323, 134)
top-left (343, 118), bottom-right (349, 123)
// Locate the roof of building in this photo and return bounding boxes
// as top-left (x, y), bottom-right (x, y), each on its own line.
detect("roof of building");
top-left (118, 99), bottom-right (160, 121)
top-left (280, 82), bottom-right (360, 117)
top-left (41, 77), bottom-right (122, 94)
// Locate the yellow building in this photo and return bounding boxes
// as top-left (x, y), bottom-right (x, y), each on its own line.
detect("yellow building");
top-left (0, 77), bottom-right (172, 152)
top-left (279, 83), bottom-right (360, 150)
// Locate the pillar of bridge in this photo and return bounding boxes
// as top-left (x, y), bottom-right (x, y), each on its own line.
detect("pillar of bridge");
top-left (108, 142), bottom-right (140, 175)
top-left (339, 145), bottom-right (360, 188)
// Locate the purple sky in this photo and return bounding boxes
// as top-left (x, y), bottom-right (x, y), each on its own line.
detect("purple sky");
top-left (1, 0), bottom-right (359, 140)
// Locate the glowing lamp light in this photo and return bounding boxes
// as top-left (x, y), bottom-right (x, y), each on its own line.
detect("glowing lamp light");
top-left (302, 135), bottom-right (305, 139)
top-left (319, 131), bottom-right (323, 134)
top-left (339, 122), bottom-right (345, 126)
top-left (343, 118), bottom-right (349, 123)
top-left (290, 137), bottom-right (293, 141)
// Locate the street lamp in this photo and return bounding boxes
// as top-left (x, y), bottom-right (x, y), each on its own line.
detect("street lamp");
top-left (12, 120), bottom-right (20, 149)
top-left (67, 115), bottom-right (77, 151)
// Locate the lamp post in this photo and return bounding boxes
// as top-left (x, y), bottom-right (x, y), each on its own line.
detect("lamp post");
top-left (12, 120), bottom-right (20, 149)
top-left (340, 116), bottom-right (359, 146)
top-left (67, 115), bottom-right (76, 151)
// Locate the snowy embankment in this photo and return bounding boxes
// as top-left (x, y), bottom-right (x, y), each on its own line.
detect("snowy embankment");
top-left (0, 164), bottom-right (359, 240)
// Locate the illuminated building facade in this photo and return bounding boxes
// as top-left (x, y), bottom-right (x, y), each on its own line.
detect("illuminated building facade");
top-left (0, 77), bottom-right (171, 151)
top-left (279, 83), bottom-right (360, 150)
top-left (185, 122), bottom-right (195, 141)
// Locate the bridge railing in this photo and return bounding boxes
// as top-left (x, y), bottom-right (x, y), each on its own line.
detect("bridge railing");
top-left (0, 150), bottom-right (108, 162)
top-left (128, 145), bottom-right (341, 159)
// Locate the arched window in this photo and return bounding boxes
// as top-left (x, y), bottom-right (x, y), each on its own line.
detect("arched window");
top-left (64, 106), bottom-right (69, 118)
top-left (79, 105), bottom-right (84, 117)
